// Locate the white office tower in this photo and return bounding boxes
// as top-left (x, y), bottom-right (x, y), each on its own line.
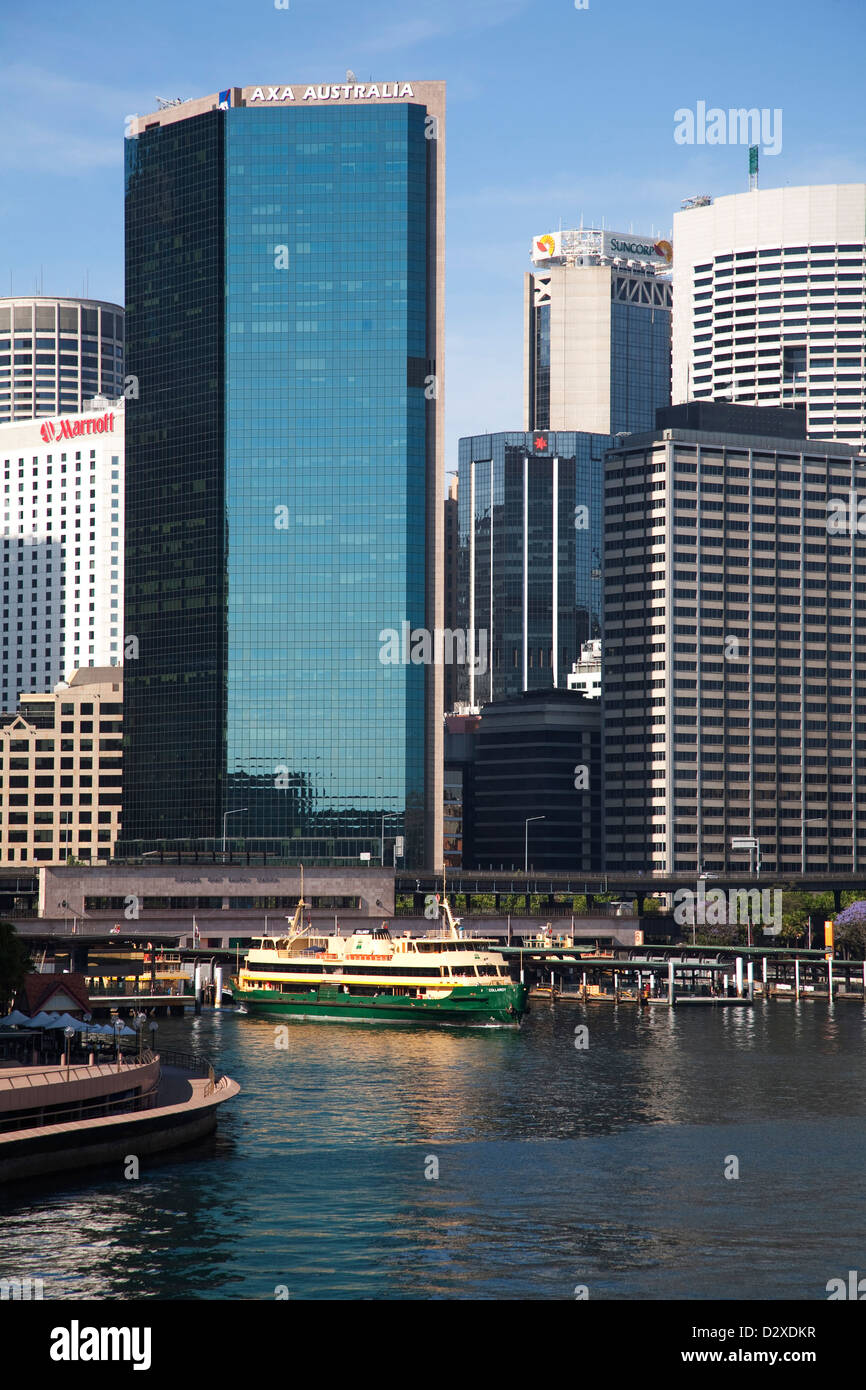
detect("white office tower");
top-left (0, 400), bottom-right (124, 709)
top-left (672, 184), bottom-right (866, 447)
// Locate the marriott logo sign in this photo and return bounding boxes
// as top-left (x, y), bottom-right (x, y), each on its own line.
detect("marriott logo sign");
top-left (40, 413), bottom-right (116, 443)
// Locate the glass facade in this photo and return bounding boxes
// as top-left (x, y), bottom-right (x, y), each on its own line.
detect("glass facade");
top-left (532, 303), bottom-right (551, 430)
top-left (609, 295), bottom-right (671, 435)
top-left (470, 691), bottom-right (601, 871)
top-left (122, 100), bottom-right (437, 864)
top-left (456, 431), bottom-right (610, 705)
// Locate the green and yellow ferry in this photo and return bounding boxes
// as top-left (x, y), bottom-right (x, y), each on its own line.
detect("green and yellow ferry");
top-left (232, 896), bottom-right (528, 1027)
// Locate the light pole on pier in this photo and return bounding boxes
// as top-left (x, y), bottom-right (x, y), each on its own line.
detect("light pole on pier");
top-left (222, 807), bottom-right (247, 856)
top-left (524, 817), bottom-right (545, 875)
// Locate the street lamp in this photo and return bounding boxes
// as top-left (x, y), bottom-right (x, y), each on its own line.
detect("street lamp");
top-left (799, 817), bottom-right (825, 874)
top-left (64, 1026), bottom-right (75, 1080)
top-left (221, 807), bottom-right (247, 856)
top-left (524, 817), bottom-right (545, 874)
top-left (731, 835), bottom-right (761, 877)
top-left (113, 1016), bottom-right (124, 1072)
top-left (148, 1019), bottom-right (158, 1060)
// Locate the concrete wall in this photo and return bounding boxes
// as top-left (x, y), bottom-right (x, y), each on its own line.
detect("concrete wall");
top-left (38, 864), bottom-right (395, 920)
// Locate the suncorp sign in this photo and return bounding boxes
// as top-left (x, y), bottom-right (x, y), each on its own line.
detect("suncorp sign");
top-left (40, 413), bottom-right (116, 443)
top-left (604, 232), bottom-right (672, 264)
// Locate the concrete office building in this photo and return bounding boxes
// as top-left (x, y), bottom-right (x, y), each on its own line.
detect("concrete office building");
top-left (121, 81), bottom-right (445, 867)
top-left (0, 297), bottom-right (125, 424)
top-left (524, 227), bottom-right (672, 436)
top-left (0, 667), bottom-right (122, 865)
top-left (672, 184), bottom-right (866, 447)
top-left (456, 430), bottom-right (610, 707)
top-left (0, 402), bottom-right (124, 710)
top-left (602, 402), bottom-right (865, 874)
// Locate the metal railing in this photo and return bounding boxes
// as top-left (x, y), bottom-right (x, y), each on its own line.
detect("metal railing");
top-left (86, 981), bottom-right (191, 997)
top-left (0, 1051), bottom-right (155, 1091)
top-left (0, 1076), bottom-right (161, 1133)
top-left (156, 1049), bottom-right (215, 1078)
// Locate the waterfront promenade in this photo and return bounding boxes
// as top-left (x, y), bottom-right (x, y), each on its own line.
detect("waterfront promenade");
top-left (0, 1049), bottom-right (239, 1183)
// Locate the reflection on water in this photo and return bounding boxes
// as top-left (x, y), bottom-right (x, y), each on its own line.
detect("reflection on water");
top-left (1, 1001), bottom-right (864, 1299)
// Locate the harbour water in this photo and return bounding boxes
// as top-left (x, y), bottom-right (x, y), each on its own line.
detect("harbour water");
top-left (1, 1000), bottom-right (864, 1300)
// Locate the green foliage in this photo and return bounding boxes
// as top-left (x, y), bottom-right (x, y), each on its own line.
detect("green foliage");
top-left (0, 920), bottom-right (31, 1013)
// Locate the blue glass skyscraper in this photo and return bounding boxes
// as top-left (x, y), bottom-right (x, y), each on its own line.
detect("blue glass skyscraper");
top-left (456, 431), bottom-right (610, 707)
top-left (121, 82), bottom-right (445, 866)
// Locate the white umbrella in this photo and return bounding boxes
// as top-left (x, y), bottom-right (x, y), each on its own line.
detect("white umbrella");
top-left (0, 1010), bottom-right (32, 1026)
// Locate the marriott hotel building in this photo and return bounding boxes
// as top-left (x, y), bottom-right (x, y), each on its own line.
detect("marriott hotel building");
top-left (121, 82), bottom-right (445, 866)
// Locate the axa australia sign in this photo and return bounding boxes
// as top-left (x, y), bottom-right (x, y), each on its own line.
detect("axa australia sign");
top-left (40, 413), bottom-right (116, 444)
top-left (247, 83), bottom-right (415, 103)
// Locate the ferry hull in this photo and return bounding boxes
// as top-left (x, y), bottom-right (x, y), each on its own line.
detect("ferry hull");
top-left (231, 982), bottom-right (528, 1027)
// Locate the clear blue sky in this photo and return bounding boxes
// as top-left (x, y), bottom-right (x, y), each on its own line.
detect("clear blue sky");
top-left (1, 0), bottom-right (864, 468)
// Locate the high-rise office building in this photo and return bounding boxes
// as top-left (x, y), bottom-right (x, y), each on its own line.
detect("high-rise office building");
top-left (470, 689), bottom-right (601, 872)
top-left (672, 184), bottom-right (866, 447)
top-left (0, 402), bottom-right (124, 710)
top-left (602, 402), bottom-right (865, 874)
top-left (456, 430), bottom-right (610, 706)
top-left (121, 82), bottom-right (445, 867)
top-left (444, 474), bottom-right (459, 713)
top-left (0, 297), bottom-right (125, 424)
top-left (524, 228), bottom-right (672, 436)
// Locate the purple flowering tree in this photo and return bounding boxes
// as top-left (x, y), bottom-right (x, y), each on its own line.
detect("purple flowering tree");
top-left (833, 900), bottom-right (866, 957)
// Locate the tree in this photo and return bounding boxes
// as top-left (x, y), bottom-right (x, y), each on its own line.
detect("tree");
top-left (0, 921), bottom-right (31, 1013)
top-left (833, 901), bottom-right (866, 958)
top-left (779, 890), bottom-right (835, 944)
